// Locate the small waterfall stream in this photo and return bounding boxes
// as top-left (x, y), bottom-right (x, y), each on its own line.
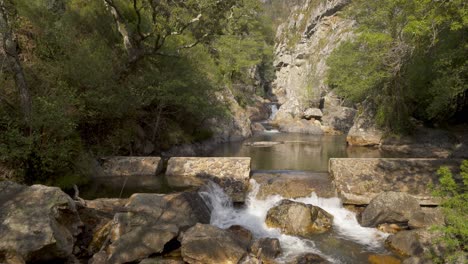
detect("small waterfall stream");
top-left (200, 180), bottom-right (390, 263)
top-left (269, 104), bottom-right (278, 121)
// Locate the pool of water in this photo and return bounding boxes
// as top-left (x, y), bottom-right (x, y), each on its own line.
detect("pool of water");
top-left (210, 132), bottom-right (386, 171)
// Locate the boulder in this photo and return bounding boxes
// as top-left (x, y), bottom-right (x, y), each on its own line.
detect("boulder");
top-left (321, 106), bottom-right (356, 133)
top-left (303, 108), bottom-right (323, 120)
top-left (252, 171), bottom-right (335, 200)
top-left (228, 225), bottom-right (253, 250)
top-left (346, 103), bottom-right (383, 146)
top-left (0, 181), bottom-right (82, 263)
top-left (166, 157), bottom-right (251, 202)
top-left (98, 156), bottom-right (163, 177)
top-left (408, 207), bottom-right (445, 229)
top-left (277, 119), bottom-right (324, 135)
top-left (329, 158), bottom-right (462, 205)
top-left (265, 200), bottom-right (333, 237)
top-left (181, 224), bottom-right (247, 264)
top-left (250, 238), bottom-right (282, 262)
top-left (385, 229), bottom-right (445, 259)
top-left (289, 253), bottom-right (330, 264)
top-left (92, 191), bottom-right (211, 263)
top-left (360, 192), bottom-right (422, 227)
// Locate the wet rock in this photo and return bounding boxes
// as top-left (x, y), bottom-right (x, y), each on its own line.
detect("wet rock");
top-left (289, 253), bottom-right (330, 264)
top-left (377, 223), bottom-right (406, 234)
top-left (181, 224), bottom-right (247, 264)
top-left (277, 119), bottom-right (324, 135)
top-left (368, 255), bottom-right (401, 264)
top-left (360, 192), bottom-right (422, 227)
top-left (329, 158), bottom-right (462, 205)
top-left (252, 171), bottom-right (335, 200)
top-left (228, 225), bottom-right (253, 250)
top-left (265, 200), bottom-right (333, 237)
top-left (303, 108), bottom-right (323, 120)
top-left (166, 157), bottom-right (251, 203)
top-left (0, 181), bottom-right (82, 263)
top-left (250, 238), bottom-right (282, 262)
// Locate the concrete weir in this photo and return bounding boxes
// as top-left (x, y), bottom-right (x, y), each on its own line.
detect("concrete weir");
top-left (98, 156), bottom-right (163, 177)
top-left (166, 157), bottom-right (251, 202)
top-left (329, 158), bottom-right (462, 206)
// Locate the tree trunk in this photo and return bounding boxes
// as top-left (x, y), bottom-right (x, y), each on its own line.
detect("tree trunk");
top-left (0, 1), bottom-right (32, 128)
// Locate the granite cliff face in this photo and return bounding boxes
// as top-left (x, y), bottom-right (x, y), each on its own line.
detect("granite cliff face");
top-left (272, 0), bottom-right (355, 132)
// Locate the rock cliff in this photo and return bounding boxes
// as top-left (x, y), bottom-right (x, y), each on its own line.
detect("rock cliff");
top-left (273, 0), bottom-right (353, 126)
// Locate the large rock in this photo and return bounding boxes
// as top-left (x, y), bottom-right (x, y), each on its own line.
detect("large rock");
top-left (92, 191), bottom-right (211, 264)
top-left (250, 238), bottom-right (282, 263)
top-left (0, 181), bottom-right (82, 263)
top-left (385, 229), bottom-right (444, 259)
top-left (360, 192), bottom-right (422, 227)
top-left (181, 224), bottom-right (247, 264)
top-left (303, 108), bottom-right (323, 120)
top-left (98, 156), bottom-right (163, 177)
top-left (346, 103), bottom-right (383, 146)
top-left (166, 157), bottom-right (251, 202)
top-left (321, 105), bottom-right (356, 133)
top-left (277, 119), bottom-right (324, 135)
top-left (329, 158), bottom-right (462, 205)
top-left (265, 200), bottom-right (333, 237)
top-left (252, 171), bottom-right (335, 199)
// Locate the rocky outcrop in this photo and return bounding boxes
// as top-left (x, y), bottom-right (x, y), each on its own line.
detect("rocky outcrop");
top-left (180, 224), bottom-right (247, 264)
top-left (346, 103), bottom-right (383, 146)
top-left (0, 181), bottom-right (82, 263)
top-left (97, 156), bottom-right (163, 177)
top-left (329, 158), bottom-right (462, 205)
top-left (277, 119), bottom-right (324, 134)
top-left (272, 0), bottom-right (354, 131)
top-left (91, 191), bottom-right (211, 264)
top-left (252, 171), bottom-right (335, 199)
top-left (166, 157), bottom-right (251, 202)
top-left (303, 108), bottom-right (323, 120)
top-left (265, 200), bottom-right (333, 237)
top-left (360, 192), bottom-right (422, 227)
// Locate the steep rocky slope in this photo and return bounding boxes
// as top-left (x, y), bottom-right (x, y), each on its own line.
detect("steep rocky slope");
top-left (272, 0), bottom-right (353, 125)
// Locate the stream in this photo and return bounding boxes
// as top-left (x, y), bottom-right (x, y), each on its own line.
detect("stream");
top-left (82, 129), bottom-right (400, 263)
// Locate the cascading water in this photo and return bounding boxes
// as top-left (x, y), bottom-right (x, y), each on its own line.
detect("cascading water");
top-left (269, 104), bottom-right (278, 121)
top-left (200, 180), bottom-right (390, 264)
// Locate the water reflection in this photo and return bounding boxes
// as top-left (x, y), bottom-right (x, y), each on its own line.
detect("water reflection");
top-left (210, 133), bottom-right (384, 172)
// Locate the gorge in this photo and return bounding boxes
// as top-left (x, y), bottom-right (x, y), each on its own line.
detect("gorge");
top-left (0, 0), bottom-right (467, 264)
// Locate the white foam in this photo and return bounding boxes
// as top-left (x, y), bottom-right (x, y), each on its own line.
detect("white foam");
top-left (200, 180), bottom-right (388, 263)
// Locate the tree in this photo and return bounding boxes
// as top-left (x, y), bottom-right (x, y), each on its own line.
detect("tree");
top-left (0, 0), bottom-right (32, 128)
top-left (327, 0), bottom-right (467, 131)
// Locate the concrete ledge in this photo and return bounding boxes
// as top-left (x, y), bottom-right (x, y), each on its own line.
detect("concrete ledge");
top-left (166, 157), bottom-right (251, 202)
top-left (329, 158), bottom-right (462, 205)
top-left (99, 157), bottom-right (163, 177)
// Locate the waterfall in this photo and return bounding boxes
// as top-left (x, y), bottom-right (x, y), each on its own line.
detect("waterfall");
top-left (199, 180), bottom-right (389, 263)
top-left (269, 104), bottom-right (278, 120)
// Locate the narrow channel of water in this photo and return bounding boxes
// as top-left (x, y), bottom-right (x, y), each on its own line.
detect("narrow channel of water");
top-left (201, 181), bottom-right (390, 264)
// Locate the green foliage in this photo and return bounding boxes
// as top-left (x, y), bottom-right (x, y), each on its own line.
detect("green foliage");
top-left (326, 0), bottom-right (468, 132)
top-left (0, 0), bottom-right (275, 186)
top-left (431, 161), bottom-right (468, 263)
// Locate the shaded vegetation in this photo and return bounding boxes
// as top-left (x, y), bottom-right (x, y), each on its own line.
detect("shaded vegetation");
top-left (0, 0), bottom-right (274, 187)
top-left (327, 0), bottom-right (467, 133)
